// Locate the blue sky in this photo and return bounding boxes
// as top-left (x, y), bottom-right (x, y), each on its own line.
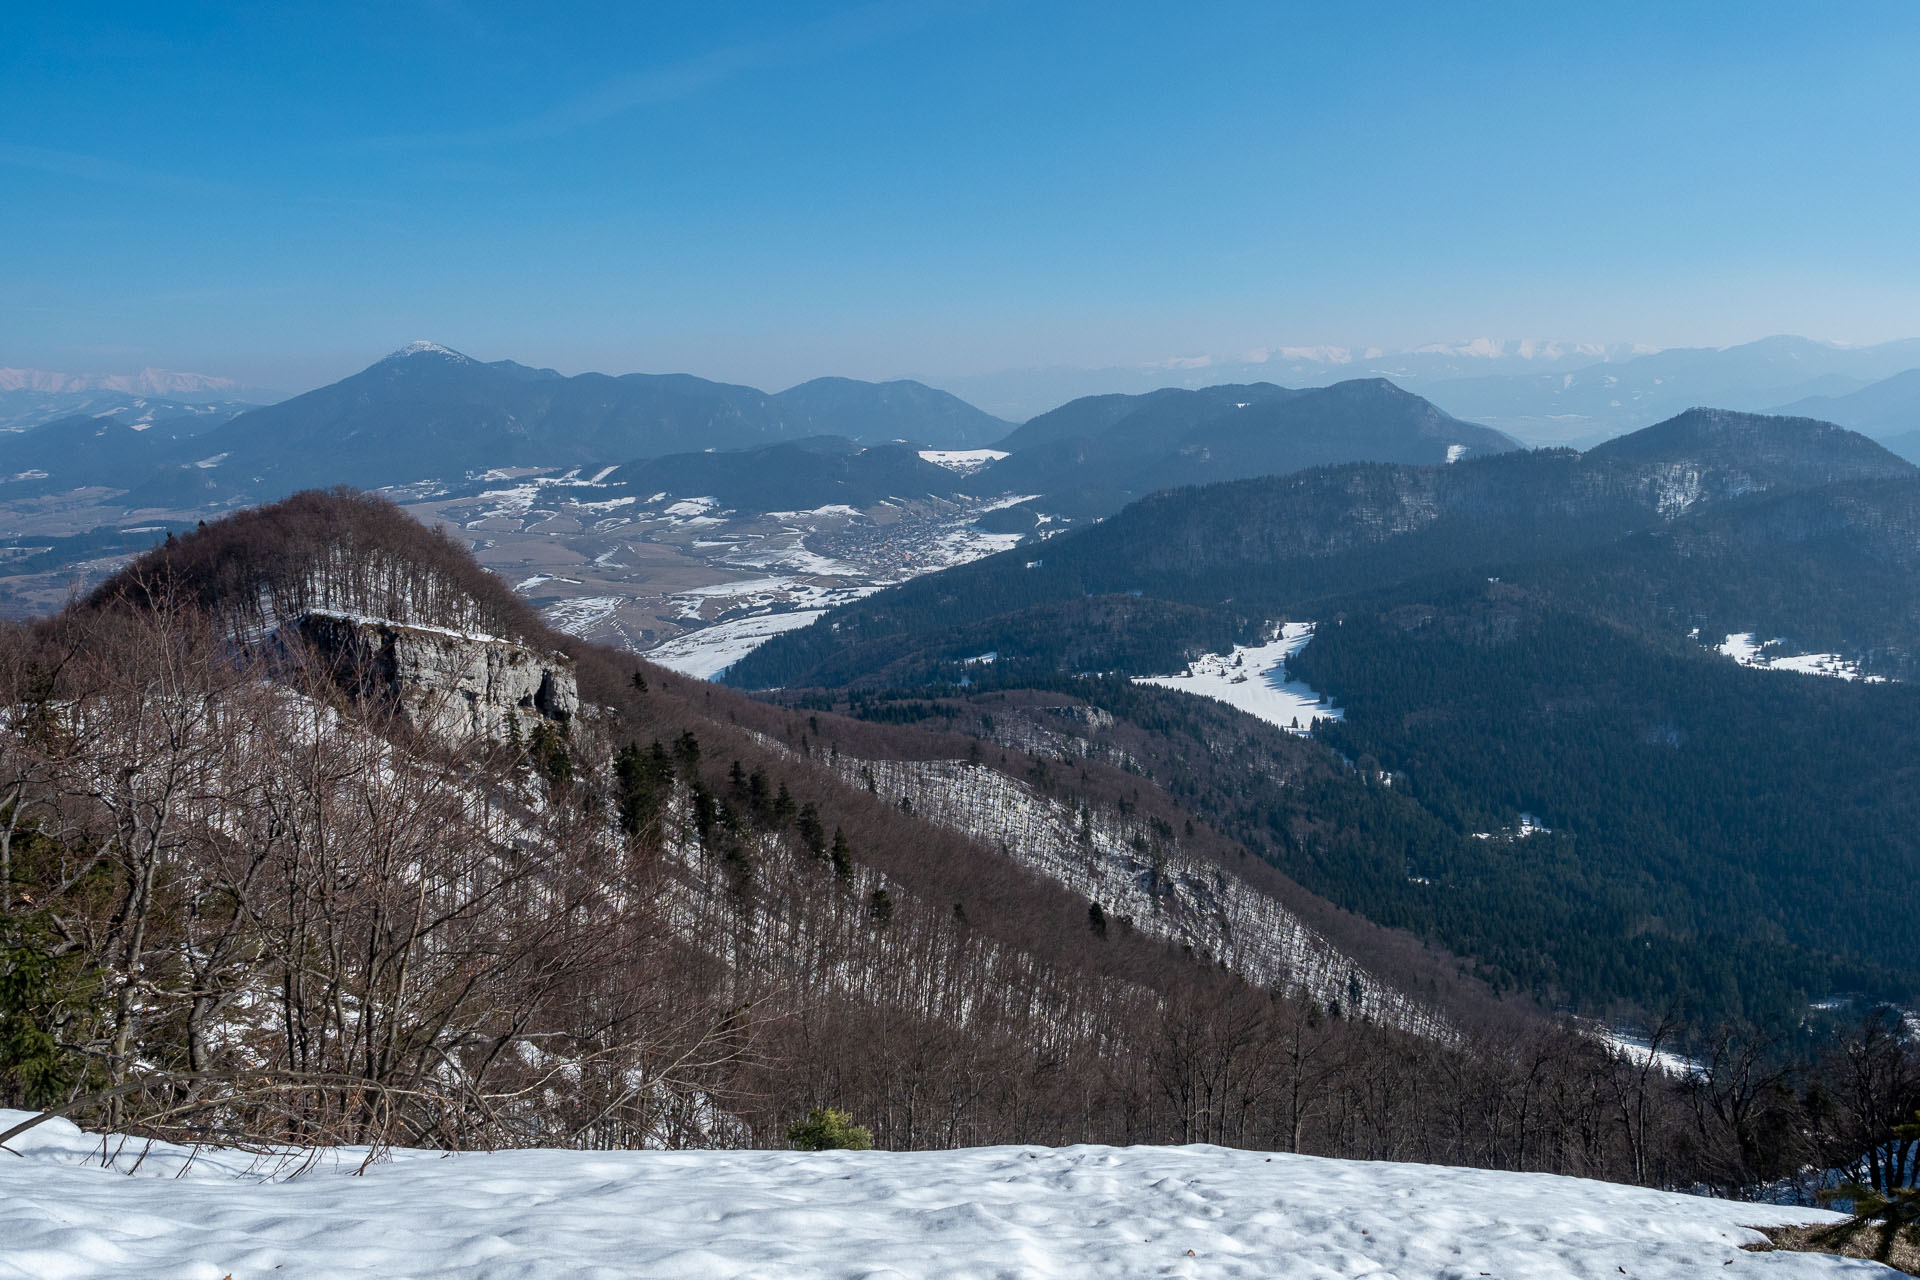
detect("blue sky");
top-left (5, 1), bottom-right (1920, 393)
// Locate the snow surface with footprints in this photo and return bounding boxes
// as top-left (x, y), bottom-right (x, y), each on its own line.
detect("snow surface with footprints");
top-left (0, 1110), bottom-right (1860, 1279)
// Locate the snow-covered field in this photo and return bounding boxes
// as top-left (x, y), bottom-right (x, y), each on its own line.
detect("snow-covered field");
top-left (917, 448), bottom-right (1009, 475)
top-left (645, 608), bottom-right (831, 679)
top-left (1593, 1027), bottom-right (1705, 1079)
top-left (1714, 633), bottom-right (1888, 682)
top-left (404, 472), bottom-right (1056, 671)
top-left (1134, 622), bottom-right (1344, 735)
top-left (0, 1110), bottom-right (1856, 1279)
top-left (636, 511), bottom-right (1024, 679)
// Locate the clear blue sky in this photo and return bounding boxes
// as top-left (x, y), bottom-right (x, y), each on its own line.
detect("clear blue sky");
top-left (5, 1), bottom-right (1920, 392)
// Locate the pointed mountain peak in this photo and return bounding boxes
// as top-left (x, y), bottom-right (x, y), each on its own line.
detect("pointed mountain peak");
top-left (382, 340), bottom-right (474, 364)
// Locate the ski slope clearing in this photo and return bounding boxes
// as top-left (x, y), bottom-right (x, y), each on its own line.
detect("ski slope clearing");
top-left (1134, 622), bottom-right (1344, 735)
top-left (0, 1111), bottom-right (1857, 1279)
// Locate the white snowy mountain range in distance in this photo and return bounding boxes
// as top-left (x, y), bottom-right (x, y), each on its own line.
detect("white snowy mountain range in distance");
top-left (0, 366), bottom-right (248, 397)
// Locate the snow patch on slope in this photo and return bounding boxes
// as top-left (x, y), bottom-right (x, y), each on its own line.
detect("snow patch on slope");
top-left (1715, 633), bottom-right (1887, 682)
top-left (646, 610), bottom-right (828, 679)
top-left (918, 448), bottom-right (1009, 475)
top-left (1134, 623), bottom-right (1343, 735)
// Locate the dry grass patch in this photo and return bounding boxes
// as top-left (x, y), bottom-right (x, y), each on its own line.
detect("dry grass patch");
top-left (1744, 1221), bottom-right (1920, 1275)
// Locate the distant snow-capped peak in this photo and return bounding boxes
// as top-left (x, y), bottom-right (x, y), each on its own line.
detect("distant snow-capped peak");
top-left (1409, 338), bottom-right (1619, 361)
top-left (0, 366), bottom-right (242, 396)
top-left (1231, 340), bottom-right (1658, 368)
top-left (384, 340), bottom-right (474, 364)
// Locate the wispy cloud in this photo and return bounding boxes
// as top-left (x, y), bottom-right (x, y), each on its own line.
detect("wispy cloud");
top-left (0, 142), bottom-right (233, 197)
top-left (362, 1), bottom-right (947, 150)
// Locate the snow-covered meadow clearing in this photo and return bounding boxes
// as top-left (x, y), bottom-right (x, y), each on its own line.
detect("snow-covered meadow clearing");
top-left (644, 606), bottom-right (837, 679)
top-left (917, 448), bottom-right (1010, 475)
top-left (1134, 622), bottom-right (1344, 735)
top-left (0, 1110), bottom-right (1862, 1279)
top-left (1714, 633), bottom-right (1889, 682)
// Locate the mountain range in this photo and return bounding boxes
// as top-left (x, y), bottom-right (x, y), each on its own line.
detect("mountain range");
top-left (931, 335), bottom-right (1920, 447)
top-left (4, 485), bottom-right (1545, 1158)
top-left (968, 378), bottom-right (1518, 516)
top-left (0, 343), bottom-right (1015, 509)
top-left (1773, 367), bottom-right (1920, 462)
top-left (0, 345), bottom-right (1528, 527)
top-left (0, 364), bottom-right (263, 434)
top-left (726, 409), bottom-right (1920, 1025)
top-left (609, 437), bottom-right (967, 512)
top-left (6, 388), bottom-right (1920, 1188)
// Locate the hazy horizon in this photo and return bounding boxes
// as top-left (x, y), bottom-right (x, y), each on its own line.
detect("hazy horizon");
top-left (8, 2), bottom-right (1920, 398)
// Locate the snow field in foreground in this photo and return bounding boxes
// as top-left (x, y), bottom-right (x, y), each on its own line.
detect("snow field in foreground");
top-left (0, 1110), bottom-right (1857, 1279)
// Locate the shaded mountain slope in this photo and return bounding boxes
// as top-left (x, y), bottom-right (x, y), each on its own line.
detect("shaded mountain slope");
top-left (49, 488), bottom-right (1539, 1151)
top-left (970, 379), bottom-right (1518, 515)
top-left (726, 411), bottom-right (1920, 1024)
top-left (1586, 407), bottom-right (1913, 493)
top-left (0, 414), bottom-right (180, 496)
top-left (116, 344), bottom-right (1014, 505)
top-left (993, 383), bottom-right (1299, 453)
top-left (732, 411), bottom-right (1913, 690)
top-left (773, 376), bottom-right (1012, 447)
top-left (1773, 366), bottom-right (1920, 440)
top-left (610, 438), bottom-right (967, 511)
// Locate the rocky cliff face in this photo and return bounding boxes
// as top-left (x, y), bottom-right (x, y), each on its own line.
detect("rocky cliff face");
top-left (824, 752), bottom-right (1453, 1040)
top-left (296, 611), bottom-right (578, 740)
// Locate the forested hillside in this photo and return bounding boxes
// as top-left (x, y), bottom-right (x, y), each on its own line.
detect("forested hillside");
top-left (6, 488), bottom-right (1919, 1200)
top-left (610, 437), bottom-right (966, 511)
top-left (968, 378), bottom-right (1519, 516)
top-left (23, 344), bottom-right (1015, 509)
top-left (732, 416), bottom-right (1916, 690)
top-left (731, 411), bottom-right (1920, 1027)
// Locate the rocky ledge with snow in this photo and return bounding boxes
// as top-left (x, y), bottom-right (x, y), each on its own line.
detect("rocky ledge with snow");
top-left (296, 610), bottom-right (579, 740)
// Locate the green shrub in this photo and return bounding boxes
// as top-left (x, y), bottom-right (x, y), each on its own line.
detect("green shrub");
top-left (787, 1106), bottom-right (873, 1151)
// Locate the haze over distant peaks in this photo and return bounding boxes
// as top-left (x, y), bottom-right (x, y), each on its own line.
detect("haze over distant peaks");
top-left (0, 365), bottom-right (272, 434)
top-left (0, 366), bottom-right (247, 397)
top-left (925, 334), bottom-right (1920, 439)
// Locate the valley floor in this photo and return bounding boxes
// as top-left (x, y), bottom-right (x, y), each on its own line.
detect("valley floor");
top-left (0, 1110), bottom-right (1868, 1279)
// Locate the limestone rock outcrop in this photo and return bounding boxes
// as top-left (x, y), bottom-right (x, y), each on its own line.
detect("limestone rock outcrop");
top-left (295, 611), bottom-right (579, 740)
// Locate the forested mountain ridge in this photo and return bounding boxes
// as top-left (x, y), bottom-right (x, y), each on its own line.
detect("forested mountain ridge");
top-left (42, 344), bottom-right (1013, 508)
top-left (729, 410), bottom-right (1920, 1027)
top-left (993, 382), bottom-right (1300, 452)
top-left (772, 376), bottom-right (1011, 448)
top-left (968, 378), bottom-right (1520, 516)
top-left (5, 486), bottom-right (1561, 1160)
top-left (731, 410), bottom-right (1915, 690)
top-left (608, 437), bottom-right (968, 511)
top-left (1773, 366), bottom-right (1920, 442)
top-left (1585, 406), bottom-right (1914, 494)
top-left (0, 414), bottom-right (197, 498)
top-left (9, 486), bottom-right (1920, 1197)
